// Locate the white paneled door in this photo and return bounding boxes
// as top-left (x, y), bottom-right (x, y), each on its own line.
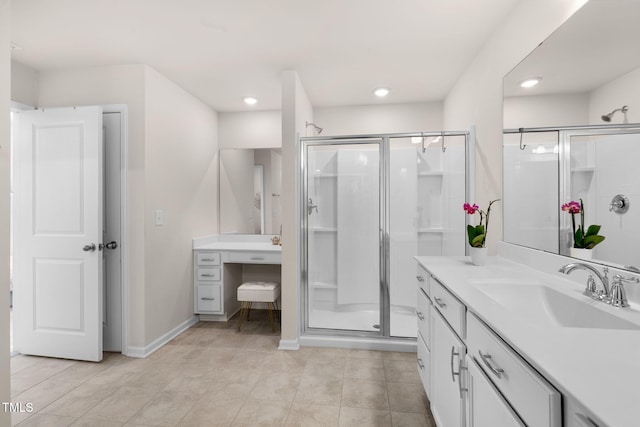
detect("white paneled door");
top-left (13, 107), bottom-right (104, 362)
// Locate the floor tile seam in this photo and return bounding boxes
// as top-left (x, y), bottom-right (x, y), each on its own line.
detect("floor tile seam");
top-left (37, 381), bottom-right (117, 419)
top-left (134, 397), bottom-right (198, 427)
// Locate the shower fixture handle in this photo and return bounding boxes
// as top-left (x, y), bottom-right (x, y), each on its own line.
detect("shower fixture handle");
top-left (610, 194), bottom-right (629, 214)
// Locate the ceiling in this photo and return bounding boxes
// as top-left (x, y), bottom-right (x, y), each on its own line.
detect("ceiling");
top-left (504, 0), bottom-right (640, 98)
top-left (10, 0), bottom-right (521, 112)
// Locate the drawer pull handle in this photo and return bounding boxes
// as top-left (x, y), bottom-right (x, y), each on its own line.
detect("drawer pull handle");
top-left (250, 257), bottom-right (265, 260)
top-left (416, 311), bottom-right (424, 320)
top-left (201, 274), bottom-right (215, 277)
top-left (434, 297), bottom-right (446, 308)
top-left (417, 358), bottom-right (424, 370)
top-left (479, 350), bottom-right (504, 379)
top-left (416, 275), bottom-right (424, 282)
top-left (201, 258), bottom-right (215, 262)
top-left (201, 297), bottom-right (216, 301)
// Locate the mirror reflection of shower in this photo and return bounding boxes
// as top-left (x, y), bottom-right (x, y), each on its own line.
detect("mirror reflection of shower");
top-left (601, 105), bottom-right (629, 123)
top-left (305, 121), bottom-right (323, 135)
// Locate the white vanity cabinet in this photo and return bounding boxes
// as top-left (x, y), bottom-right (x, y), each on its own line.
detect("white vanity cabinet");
top-left (466, 354), bottom-right (524, 427)
top-left (193, 250), bottom-right (224, 315)
top-left (416, 265), bottom-right (432, 397)
top-left (431, 297), bottom-right (466, 427)
top-left (417, 259), bottom-right (562, 427)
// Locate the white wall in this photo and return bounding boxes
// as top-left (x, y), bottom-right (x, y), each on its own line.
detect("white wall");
top-left (143, 67), bottom-right (218, 343)
top-left (10, 61), bottom-right (38, 107)
top-left (218, 110), bottom-right (281, 149)
top-left (314, 102), bottom-right (443, 136)
top-left (280, 70), bottom-right (313, 347)
top-left (443, 0), bottom-right (589, 253)
top-left (0, 0), bottom-right (12, 423)
top-left (504, 93), bottom-right (589, 128)
top-left (589, 66), bottom-right (640, 125)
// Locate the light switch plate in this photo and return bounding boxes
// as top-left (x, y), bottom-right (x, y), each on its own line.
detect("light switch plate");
top-left (155, 209), bottom-right (163, 226)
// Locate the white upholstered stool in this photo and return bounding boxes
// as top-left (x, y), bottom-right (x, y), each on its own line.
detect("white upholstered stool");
top-left (237, 281), bottom-right (280, 332)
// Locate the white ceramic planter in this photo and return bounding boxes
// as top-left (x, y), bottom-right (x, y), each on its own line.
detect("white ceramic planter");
top-left (570, 247), bottom-right (593, 260)
top-left (470, 247), bottom-right (488, 266)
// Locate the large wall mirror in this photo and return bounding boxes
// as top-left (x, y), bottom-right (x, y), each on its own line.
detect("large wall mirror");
top-left (503, 0), bottom-right (640, 271)
top-left (219, 148), bottom-right (282, 234)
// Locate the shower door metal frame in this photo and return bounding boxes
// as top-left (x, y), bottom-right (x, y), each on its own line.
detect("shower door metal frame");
top-left (300, 136), bottom-right (386, 338)
top-left (299, 131), bottom-right (470, 340)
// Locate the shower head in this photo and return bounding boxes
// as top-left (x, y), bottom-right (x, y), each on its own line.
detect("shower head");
top-left (601, 105), bottom-right (629, 122)
top-left (305, 121), bottom-right (323, 134)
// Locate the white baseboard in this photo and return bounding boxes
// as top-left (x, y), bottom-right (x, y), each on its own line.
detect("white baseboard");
top-left (299, 335), bottom-right (417, 352)
top-left (123, 315), bottom-right (199, 358)
top-left (278, 339), bottom-right (300, 351)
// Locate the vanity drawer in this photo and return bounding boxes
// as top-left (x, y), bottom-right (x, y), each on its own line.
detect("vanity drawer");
top-left (467, 313), bottom-right (562, 427)
top-left (196, 285), bottom-right (221, 313)
top-left (430, 277), bottom-right (465, 338)
top-left (416, 264), bottom-right (430, 297)
top-left (196, 267), bottom-right (221, 281)
top-left (417, 331), bottom-right (431, 398)
top-left (227, 251), bottom-right (281, 264)
top-left (196, 251), bottom-right (221, 266)
top-left (417, 288), bottom-right (431, 348)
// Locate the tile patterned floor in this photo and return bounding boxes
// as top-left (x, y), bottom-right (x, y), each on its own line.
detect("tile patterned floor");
top-left (10, 311), bottom-right (435, 426)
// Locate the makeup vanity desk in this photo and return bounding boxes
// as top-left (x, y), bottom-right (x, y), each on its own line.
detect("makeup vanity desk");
top-left (192, 234), bottom-right (282, 321)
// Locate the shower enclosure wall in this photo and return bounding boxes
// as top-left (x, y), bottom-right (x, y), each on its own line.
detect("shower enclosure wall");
top-left (300, 133), bottom-right (467, 345)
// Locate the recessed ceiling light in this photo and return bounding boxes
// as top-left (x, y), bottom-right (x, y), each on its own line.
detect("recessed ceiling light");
top-left (520, 77), bottom-right (542, 88)
top-left (374, 88), bottom-right (390, 97)
top-left (243, 97), bottom-right (258, 105)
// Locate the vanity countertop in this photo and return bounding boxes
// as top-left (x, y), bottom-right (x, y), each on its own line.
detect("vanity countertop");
top-left (415, 255), bottom-right (640, 427)
top-left (193, 234), bottom-right (282, 252)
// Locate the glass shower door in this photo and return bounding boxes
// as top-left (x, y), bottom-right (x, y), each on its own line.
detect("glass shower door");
top-left (305, 141), bottom-right (381, 333)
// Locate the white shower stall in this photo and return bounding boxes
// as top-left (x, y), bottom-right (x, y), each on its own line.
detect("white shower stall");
top-left (300, 133), bottom-right (467, 343)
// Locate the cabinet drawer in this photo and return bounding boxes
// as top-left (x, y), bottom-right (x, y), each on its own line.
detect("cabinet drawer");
top-left (196, 251), bottom-right (221, 266)
top-left (416, 264), bottom-right (430, 297)
top-left (226, 251), bottom-right (281, 264)
top-left (417, 332), bottom-right (431, 399)
top-left (196, 267), bottom-right (221, 281)
top-left (467, 313), bottom-right (562, 427)
top-left (431, 278), bottom-right (465, 338)
top-left (417, 289), bottom-right (431, 348)
top-left (196, 285), bottom-right (221, 313)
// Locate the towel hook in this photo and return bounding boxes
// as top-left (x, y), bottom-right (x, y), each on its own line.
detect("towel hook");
top-left (420, 132), bottom-right (426, 153)
top-left (519, 128), bottom-right (526, 150)
top-left (441, 131), bottom-right (446, 153)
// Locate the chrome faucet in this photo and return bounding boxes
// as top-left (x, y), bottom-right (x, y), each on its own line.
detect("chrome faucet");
top-left (609, 274), bottom-right (640, 308)
top-left (558, 263), bottom-right (610, 300)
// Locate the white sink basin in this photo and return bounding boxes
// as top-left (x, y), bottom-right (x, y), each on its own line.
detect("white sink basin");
top-left (475, 283), bottom-right (640, 330)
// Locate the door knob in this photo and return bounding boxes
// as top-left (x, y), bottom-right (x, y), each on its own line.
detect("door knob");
top-left (104, 241), bottom-right (118, 250)
top-left (82, 244), bottom-right (96, 252)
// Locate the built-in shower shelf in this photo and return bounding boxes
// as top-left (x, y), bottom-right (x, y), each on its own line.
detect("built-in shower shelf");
top-left (418, 228), bottom-right (452, 233)
top-left (311, 282), bottom-right (338, 289)
top-left (310, 226), bottom-right (337, 232)
top-left (312, 172), bottom-right (338, 178)
top-left (418, 171), bottom-right (444, 176)
top-left (570, 167), bottom-right (594, 173)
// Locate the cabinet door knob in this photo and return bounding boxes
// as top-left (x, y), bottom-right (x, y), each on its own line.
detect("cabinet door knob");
top-left (416, 311), bottom-right (424, 320)
top-left (434, 297), bottom-right (446, 308)
top-left (417, 358), bottom-right (424, 370)
top-left (416, 275), bottom-right (424, 282)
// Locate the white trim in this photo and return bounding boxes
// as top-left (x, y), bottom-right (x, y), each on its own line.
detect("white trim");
top-left (124, 315), bottom-right (199, 358)
top-left (278, 339), bottom-right (300, 351)
top-left (299, 335), bottom-right (416, 352)
top-left (102, 104), bottom-right (129, 356)
top-left (9, 101), bottom-right (33, 111)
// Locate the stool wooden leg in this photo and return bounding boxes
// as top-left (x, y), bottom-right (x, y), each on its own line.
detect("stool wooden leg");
top-left (267, 302), bottom-right (276, 332)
